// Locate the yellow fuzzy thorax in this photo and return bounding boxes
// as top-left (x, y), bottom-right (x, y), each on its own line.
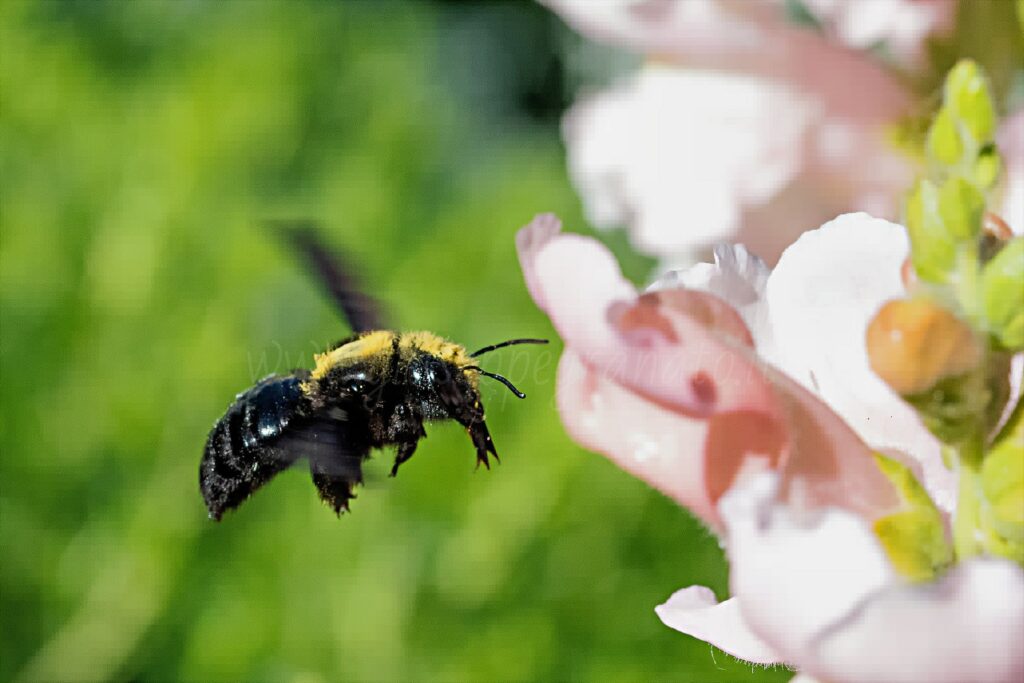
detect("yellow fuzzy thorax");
top-left (308, 330), bottom-right (475, 381)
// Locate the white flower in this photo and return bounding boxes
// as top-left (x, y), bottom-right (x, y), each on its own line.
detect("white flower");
top-left (517, 210), bottom-right (1024, 682)
top-left (543, 0), bottom-right (952, 65)
top-left (546, 0), bottom-right (924, 266)
top-left (658, 471), bottom-right (1024, 683)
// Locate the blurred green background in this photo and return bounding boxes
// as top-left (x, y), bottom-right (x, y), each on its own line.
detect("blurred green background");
top-left (0, 1), bottom-right (786, 681)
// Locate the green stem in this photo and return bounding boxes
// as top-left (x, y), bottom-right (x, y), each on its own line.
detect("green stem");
top-left (954, 463), bottom-right (983, 559)
top-left (953, 437), bottom-right (985, 560)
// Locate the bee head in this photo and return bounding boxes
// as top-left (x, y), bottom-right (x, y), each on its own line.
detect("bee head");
top-left (403, 337), bottom-right (549, 418)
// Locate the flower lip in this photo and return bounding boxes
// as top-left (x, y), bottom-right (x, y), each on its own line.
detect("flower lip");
top-left (655, 586), bottom-right (782, 665)
top-left (521, 214), bottom-right (780, 421)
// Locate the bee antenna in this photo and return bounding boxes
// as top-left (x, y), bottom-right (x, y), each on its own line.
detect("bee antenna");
top-left (470, 338), bottom-right (548, 358)
top-left (465, 366), bottom-right (526, 399)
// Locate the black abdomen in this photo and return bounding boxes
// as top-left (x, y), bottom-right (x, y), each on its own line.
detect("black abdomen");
top-left (200, 373), bottom-right (309, 519)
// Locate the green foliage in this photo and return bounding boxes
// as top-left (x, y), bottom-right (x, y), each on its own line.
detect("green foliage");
top-left (0, 1), bottom-right (783, 682)
top-left (981, 238), bottom-right (1024, 350)
top-left (872, 455), bottom-right (953, 581)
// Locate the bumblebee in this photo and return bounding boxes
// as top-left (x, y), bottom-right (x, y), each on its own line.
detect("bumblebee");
top-left (199, 224), bottom-right (546, 520)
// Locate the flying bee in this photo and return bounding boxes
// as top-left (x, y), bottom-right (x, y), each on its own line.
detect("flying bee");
top-left (199, 224), bottom-right (547, 520)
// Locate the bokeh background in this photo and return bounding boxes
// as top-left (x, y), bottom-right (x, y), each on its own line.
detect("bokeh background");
top-left (0, 1), bottom-right (785, 681)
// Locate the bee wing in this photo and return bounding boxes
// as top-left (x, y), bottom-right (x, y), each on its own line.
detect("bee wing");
top-left (275, 408), bottom-right (371, 516)
top-left (270, 220), bottom-right (388, 333)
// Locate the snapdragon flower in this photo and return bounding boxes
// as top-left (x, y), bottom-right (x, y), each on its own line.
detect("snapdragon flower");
top-left (543, 0), bottom-right (953, 67)
top-left (544, 0), bottom-right (955, 266)
top-left (516, 60), bottom-right (1023, 682)
top-left (516, 207), bottom-right (1022, 682)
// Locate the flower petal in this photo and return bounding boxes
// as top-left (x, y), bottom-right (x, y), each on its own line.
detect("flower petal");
top-left (649, 243), bottom-right (769, 309)
top-left (720, 473), bottom-right (897, 664)
top-left (998, 110), bottom-right (1024, 235)
top-left (515, 212), bottom-right (565, 311)
top-left (763, 213), bottom-right (954, 510)
top-left (543, 0), bottom-right (916, 131)
top-left (561, 54), bottom-right (912, 266)
top-left (655, 586), bottom-right (783, 665)
top-left (650, 244), bottom-right (770, 344)
top-left (557, 349), bottom-right (760, 524)
top-left (811, 559), bottom-right (1024, 683)
top-left (562, 66), bottom-right (813, 262)
top-left (802, 0), bottom-right (954, 65)
top-left (520, 215), bottom-right (899, 525)
top-left (540, 0), bottom-right (780, 69)
top-left (788, 676), bottom-right (824, 683)
top-left (519, 213), bottom-right (778, 418)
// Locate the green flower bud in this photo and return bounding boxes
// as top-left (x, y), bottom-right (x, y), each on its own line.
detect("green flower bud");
top-left (872, 454), bottom-right (953, 580)
top-left (973, 144), bottom-right (1002, 190)
top-left (926, 107), bottom-right (963, 166)
top-left (945, 60), bottom-right (995, 144)
top-left (906, 180), bottom-right (955, 282)
top-left (938, 176), bottom-right (984, 241)
top-left (982, 237), bottom-right (1024, 350)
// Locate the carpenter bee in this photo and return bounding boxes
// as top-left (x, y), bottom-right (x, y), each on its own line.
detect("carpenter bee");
top-left (199, 223), bottom-right (547, 520)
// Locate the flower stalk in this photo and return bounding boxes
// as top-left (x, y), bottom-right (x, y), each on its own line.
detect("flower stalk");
top-left (870, 58), bottom-right (1023, 570)
top-left (953, 439), bottom-right (985, 560)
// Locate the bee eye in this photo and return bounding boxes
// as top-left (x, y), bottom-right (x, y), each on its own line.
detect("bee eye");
top-left (427, 362), bottom-right (452, 383)
top-left (342, 371), bottom-right (370, 395)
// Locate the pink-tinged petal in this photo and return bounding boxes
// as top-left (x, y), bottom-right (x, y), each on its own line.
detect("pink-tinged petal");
top-left (655, 586), bottom-right (783, 665)
top-left (649, 244), bottom-right (769, 311)
top-left (516, 212), bottom-right (564, 310)
top-left (545, 0), bottom-right (913, 117)
top-left (543, 0), bottom-right (924, 113)
top-left (811, 559), bottom-right (1024, 683)
top-left (650, 244), bottom-right (771, 347)
top-left (650, 242), bottom-right (900, 518)
top-left (557, 349), bottom-right (716, 522)
top-left (763, 213), bottom-right (954, 510)
top-left (766, 365), bottom-right (900, 518)
top-left (520, 213), bottom-right (777, 418)
top-left (720, 473), bottom-right (897, 665)
top-left (998, 110), bottom-right (1024, 235)
top-left (562, 66), bottom-right (813, 262)
top-left (803, 0), bottom-right (954, 65)
top-left (520, 215), bottom-right (899, 525)
top-left (560, 55), bottom-right (912, 266)
top-left (557, 350), bottom-right (778, 525)
top-left (525, 216), bottom-right (788, 525)
top-left (540, 0), bottom-right (780, 69)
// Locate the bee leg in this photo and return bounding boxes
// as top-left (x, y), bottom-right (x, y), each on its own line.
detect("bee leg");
top-left (438, 389), bottom-right (498, 470)
top-left (388, 403), bottom-right (425, 477)
top-left (390, 439), bottom-right (419, 477)
top-left (310, 457), bottom-right (362, 515)
top-left (467, 419), bottom-right (498, 471)
top-left (444, 410), bottom-right (496, 469)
